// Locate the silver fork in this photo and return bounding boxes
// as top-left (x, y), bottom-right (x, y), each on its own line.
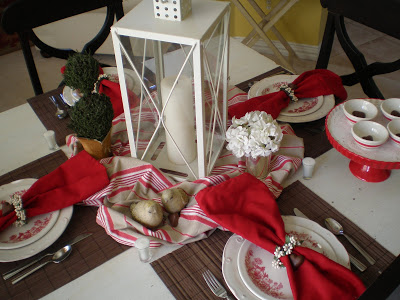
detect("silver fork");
top-left (202, 270), bottom-right (235, 300)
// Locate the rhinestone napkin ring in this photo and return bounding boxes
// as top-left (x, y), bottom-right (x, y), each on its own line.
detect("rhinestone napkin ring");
top-left (279, 83), bottom-right (299, 102)
top-left (92, 74), bottom-right (109, 94)
top-left (272, 235), bottom-right (301, 269)
top-left (10, 194), bottom-right (27, 227)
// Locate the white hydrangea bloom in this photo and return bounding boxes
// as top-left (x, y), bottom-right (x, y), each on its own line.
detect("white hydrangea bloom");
top-left (226, 111), bottom-right (283, 158)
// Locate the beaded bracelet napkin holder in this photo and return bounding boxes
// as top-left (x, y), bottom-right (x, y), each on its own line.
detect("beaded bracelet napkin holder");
top-left (92, 74), bottom-right (109, 94)
top-left (273, 235), bottom-right (305, 270)
top-left (10, 194), bottom-right (27, 226)
top-left (279, 83), bottom-right (298, 102)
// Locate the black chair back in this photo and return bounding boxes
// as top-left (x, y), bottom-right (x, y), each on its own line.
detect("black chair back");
top-left (316, 0), bottom-right (400, 99)
top-left (1, 0), bottom-right (125, 95)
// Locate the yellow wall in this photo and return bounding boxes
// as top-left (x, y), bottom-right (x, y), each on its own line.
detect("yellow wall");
top-left (221, 0), bottom-right (325, 46)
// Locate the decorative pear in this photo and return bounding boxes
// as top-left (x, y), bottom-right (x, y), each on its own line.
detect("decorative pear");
top-left (161, 188), bottom-right (189, 214)
top-left (130, 200), bottom-right (163, 229)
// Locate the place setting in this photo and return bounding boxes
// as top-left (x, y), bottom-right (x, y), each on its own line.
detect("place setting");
top-left (0, 149), bottom-right (132, 298)
top-left (246, 74), bottom-right (335, 123)
top-left (0, 179), bottom-right (72, 262)
top-left (222, 214), bottom-right (351, 300)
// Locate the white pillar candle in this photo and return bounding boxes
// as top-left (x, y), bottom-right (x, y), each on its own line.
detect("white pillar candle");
top-left (161, 75), bottom-right (197, 165)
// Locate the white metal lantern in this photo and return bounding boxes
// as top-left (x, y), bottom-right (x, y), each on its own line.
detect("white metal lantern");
top-left (153, 0), bottom-right (192, 21)
top-left (111, 0), bottom-right (230, 181)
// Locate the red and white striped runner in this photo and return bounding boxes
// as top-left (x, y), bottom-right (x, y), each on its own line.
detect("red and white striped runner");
top-left (67, 88), bottom-right (304, 248)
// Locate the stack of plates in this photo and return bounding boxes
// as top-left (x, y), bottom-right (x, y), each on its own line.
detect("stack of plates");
top-left (222, 216), bottom-right (350, 300)
top-left (62, 67), bottom-right (140, 107)
top-left (248, 75), bottom-right (335, 123)
top-left (0, 179), bottom-right (73, 262)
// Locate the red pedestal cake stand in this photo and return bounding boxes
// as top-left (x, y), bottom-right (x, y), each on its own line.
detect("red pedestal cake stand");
top-left (325, 99), bottom-right (400, 182)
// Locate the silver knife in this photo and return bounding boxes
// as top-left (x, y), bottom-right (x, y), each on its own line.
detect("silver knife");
top-left (293, 208), bottom-right (367, 272)
top-left (3, 232), bottom-right (93, 280)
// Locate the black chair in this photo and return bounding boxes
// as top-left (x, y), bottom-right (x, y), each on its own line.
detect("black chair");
top-left (316, 0), bottom-right (400, 99)
top-left (1, 0), bottom-right (125, 95)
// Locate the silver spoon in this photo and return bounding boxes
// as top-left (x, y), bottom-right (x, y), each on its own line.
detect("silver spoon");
top-left (325, 218), bottom-right (376, 265)
top-left (49, 96), bottom-right (68, 119)
top-left (12, 245), bottom-right (72, 284)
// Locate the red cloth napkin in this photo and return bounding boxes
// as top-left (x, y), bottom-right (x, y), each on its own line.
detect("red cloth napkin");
top-left (196, 173), bottom-right (365, 300)
top-left (61, 66), bottom-right (139, 119)
top-left (98, 79), bottom-right (139, 119)
top-left (228, 69), bottom-right (347, 119)
top-left (0, 151), bottom-right (109, 232)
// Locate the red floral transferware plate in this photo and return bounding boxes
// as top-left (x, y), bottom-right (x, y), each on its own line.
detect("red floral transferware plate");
top-left (0, 179), bottom-right (59, 250)
top-left (248, 75), bottom-right (324, 117)
top-left (222, 216), bottom-right (349, 300)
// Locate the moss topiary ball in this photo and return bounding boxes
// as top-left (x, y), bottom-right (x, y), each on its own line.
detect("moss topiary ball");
top-left (63, 52), bottom-right (100, 96)
top-left (68, 93), bottom-right (114, 141)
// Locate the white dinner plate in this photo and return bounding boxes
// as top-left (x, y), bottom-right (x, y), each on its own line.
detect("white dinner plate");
top-left (222, 216), bottom-right (350, 300)
top-left (223, 235), bottom-right (260, 300)
top-left (0, 179), bottom-right (59, 250)
top-left (0, 179), bottom-right (73, 262)
top-left (283, 216), bottom-right (350, 269)
top-left (248, 75), bottom-right (335, 123)
top-left (62, 67), bottom-right (140, 107)
top-left (62, 85), bottom-right (78, 107)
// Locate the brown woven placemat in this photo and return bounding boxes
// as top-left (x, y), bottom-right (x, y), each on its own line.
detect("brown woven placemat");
top-left (151, 180), bottom-right (396, 300)
top-left (235, 66), bottom-right (289, 93)
top-left (235, 67), bottom-right (336, 158)
top-left (27, 87), bottom-right (74, 146)
top-left (0, 151), bottom-right (130, 300)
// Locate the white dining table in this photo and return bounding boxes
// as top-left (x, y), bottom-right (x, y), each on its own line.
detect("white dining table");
top-left (1, 38), bottom-right (399, 300)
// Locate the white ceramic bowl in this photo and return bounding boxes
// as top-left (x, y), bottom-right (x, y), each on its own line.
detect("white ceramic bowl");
top-left (381, 98), bottom-right (400, 121)
top-left (343, 99), bottom-right (378, 123)
top-left (351, 121), bottom-right (389, 148)
top-left (387, 119), bottom-right (400, 145)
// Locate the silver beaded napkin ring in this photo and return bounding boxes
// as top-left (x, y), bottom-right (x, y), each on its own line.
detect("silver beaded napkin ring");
top-left (279, 83), bottom-right (299, 102)
top-left (10, 194), bottom-right (27, 227)
top-left (272, 235), bottom-right (301, 269)
top-left (92, 74), bottom-right (109, 94)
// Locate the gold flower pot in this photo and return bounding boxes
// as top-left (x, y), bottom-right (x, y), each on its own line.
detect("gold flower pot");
top-left (78, 130), bottom-right (112, 160)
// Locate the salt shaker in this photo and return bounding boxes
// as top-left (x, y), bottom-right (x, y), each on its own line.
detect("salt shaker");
top-left (43, 130), bottom-right (59, 150)
top-left (135, 238), bottom-right (152, 262)
top-left (302, 157), bottom-right (316, 180)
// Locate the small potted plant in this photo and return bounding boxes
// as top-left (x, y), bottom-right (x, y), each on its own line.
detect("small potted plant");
top-left (63, 52), bottom-right (101, 97)
top-left (68, 93), bottom-right (114, 160)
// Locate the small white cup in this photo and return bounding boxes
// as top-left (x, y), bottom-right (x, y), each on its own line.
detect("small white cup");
top-left (135, 238), bottom-right (152, 262)
top-left (302, 157), bottom-right (315, 180)
top-left (43, 130), bottom-right (59, 150)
